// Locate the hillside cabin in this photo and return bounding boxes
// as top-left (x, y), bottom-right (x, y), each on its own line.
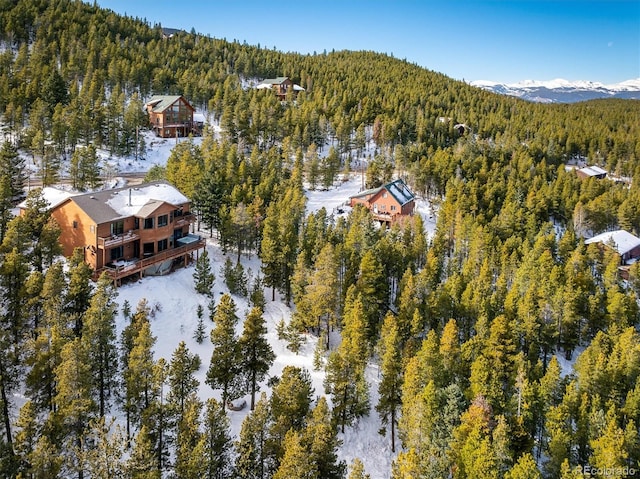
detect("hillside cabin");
top-left (585, 229), bottom-right (640, 280)
top-left (576, 165), bottom-right (607, 180)
top-left (46, 181), bottom-right (205, 285)
top-left (349, 178), bottom-right (415, 225)
top-left (145, 95), bottom-right (198, 138)
top-left (256, 77), bottom-right (305, 100)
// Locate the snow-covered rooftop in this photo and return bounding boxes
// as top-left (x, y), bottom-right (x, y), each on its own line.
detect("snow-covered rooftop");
top-left (17, 187), bottom-right (77, 210)
top-left (578, 165), bottom-right (607, 177)
top-left (105, 182), bottom-right (189, 217)
top-left (585, 229), bottom-right (640, 255)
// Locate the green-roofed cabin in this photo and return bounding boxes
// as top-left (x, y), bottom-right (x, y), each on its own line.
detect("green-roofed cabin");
top-left (349, 178), bottom-right (416, 226)
top-left (145, 95), bottom-right (198, 138)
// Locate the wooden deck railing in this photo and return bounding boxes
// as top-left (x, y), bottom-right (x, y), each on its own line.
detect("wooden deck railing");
top-left (97, 230), bottom-right (140, 249)
top-left (95, 237), bottom-right (206, 283)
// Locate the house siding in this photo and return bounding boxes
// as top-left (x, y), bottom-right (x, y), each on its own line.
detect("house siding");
top-left (349, 182), bottom-right (416, 224)
top-left (50, 184), bottom-right (202, 284)
top-left (147, 96), bottom-right (196, 138)
top-left (52, 200), bottom-right (99, 269)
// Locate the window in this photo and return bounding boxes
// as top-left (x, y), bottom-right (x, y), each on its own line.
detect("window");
top-left (143, 242), bottom-right (154, 256)
top-left (390, 205), bottom-right (397, 211)
top-left (383, 192), bottom-right (388, 198)
top-left (90, 225), bottom-right (96, 233)
top-left (134, 218), bottom-right (139, 230)
top-left (380, 204), bottom-right (386, 211)
top-left (110, 246), bottom-right (124, 261)
top-left (73, 221), bottom-right (78, 229)
top-left (157, 214), bottom-right (168, 227)
top-left (144, 217), bottom-right (154, 229)
top-left (111, 220), bottom-right (124, 236)
top-left (157, 238), bottom-right (168, 252)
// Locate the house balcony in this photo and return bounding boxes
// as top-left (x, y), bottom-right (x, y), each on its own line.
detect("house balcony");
top-left (96, 234), bottom-right (206, 284)
top-left (97, 230), bottom-right (140, 249)
top-left (173, 212), bottom-right (196, 228)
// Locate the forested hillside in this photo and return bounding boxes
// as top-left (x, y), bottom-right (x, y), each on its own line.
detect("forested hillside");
top-left (0, 0), bottom-right (639, 478)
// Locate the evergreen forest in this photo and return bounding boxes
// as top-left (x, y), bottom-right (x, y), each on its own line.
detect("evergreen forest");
top-left (0, 0), bottom-right (640, 478)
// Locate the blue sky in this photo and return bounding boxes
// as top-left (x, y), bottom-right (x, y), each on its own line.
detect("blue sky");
top-left (96, 0), bottom-right (639, 84)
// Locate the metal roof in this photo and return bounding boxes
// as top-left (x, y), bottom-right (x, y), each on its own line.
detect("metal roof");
top-left (146, 95), bottom-right (194, 113)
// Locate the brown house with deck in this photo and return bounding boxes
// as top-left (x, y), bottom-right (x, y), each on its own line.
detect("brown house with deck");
top-left (349, 178), bottom-right (416, 225)
top-left (256, 77), bottom-right (305, 100)
top-left (146, 95), bottom-right (198, 138)
top-left (48, 181), bottom-right (205, 285)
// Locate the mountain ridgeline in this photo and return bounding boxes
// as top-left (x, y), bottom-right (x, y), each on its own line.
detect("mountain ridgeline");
top-left (0, 1), bottom-right (640, 479)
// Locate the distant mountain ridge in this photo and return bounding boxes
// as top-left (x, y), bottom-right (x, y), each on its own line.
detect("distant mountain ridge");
top-left (470, 78), bottom-right (640, 103)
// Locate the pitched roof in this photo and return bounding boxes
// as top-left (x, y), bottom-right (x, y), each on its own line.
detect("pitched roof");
top-left (145, 95), bottom-right (194, 113)
top-left (258, 77), bottom-right (290, 86)
top-left (385, 178), bottom-right (415, 206)
top-left (62, 181), bottom-right (190, 224)
top-left (578, 165), bottom-right (607, 177)
top-left (256, 77), bottom-right (305, 91)
top-left (350, 179), bottom-right (415, 206)
top-left (17, 187), bottom-right (78, 211)
top-left (585, 230), bottom-right (640, 255)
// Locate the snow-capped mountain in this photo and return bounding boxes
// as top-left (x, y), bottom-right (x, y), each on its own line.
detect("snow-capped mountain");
top-left (470, 78), bottom-right (640, 103)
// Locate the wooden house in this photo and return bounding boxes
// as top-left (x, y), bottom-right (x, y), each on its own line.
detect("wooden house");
top-left (47, 181), bottom-right (205, 285)
top-left (349, 178), bottom-right (416, 225)
top-left (576, 165), bottom-right (607, 179)
top-left (145, 95), bottom-right (197, 138)
top-left (256, 77), bottom-right (305, 100)
top-left (585, 229), bottom-right (640, 280)
top-left (585, 230), bottom-right (640, 263)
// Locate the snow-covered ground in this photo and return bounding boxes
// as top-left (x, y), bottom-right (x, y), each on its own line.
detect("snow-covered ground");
top-left (90, 130), bottom-right (399, 477)
top-left (114, 226), bottom-right (394, 478)
top-left (17, 122), bottom-right (440, 476)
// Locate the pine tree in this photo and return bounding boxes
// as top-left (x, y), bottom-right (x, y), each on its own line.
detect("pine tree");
top-left (194, 249), bottom-right (215, 296)
top-left (81, 272), bottom-right (119, 417)
top-left (376, 313), bottom-right (404, 452)
top-left (297, 243), bottom-right (339, 349)
top-left (66, 247), bottom-right (94, 335)
top-left (194, 304), bottom-right (206, 343)
top-left (239, 307), bottom-right (275, 410)
top-left (54, 338), bottom-right (96, 477)
top-left (0, 141), bottom-right (26, 203)
top-left (354, 251), bottom-right (387, 343)
top-left (235, 393), bottom-right (272, 479)
top-left (174, 395), bottom-right (203, 479)
top-left (324, 292), bottom-right (370, 433)
top-left (504, 453), bottom-right (542, 479)
top-left (193, 167), bottom-right (225, 237)
top-left (42, 68), bottom-right (69, 112)
top-left (348, 458), bottom-right (371, 479)
top-left (260, 200), bottom-right (283, 301)
top-left (124, 320), bottom-right (156, 438)
top-left (127, 425), bottom-right (160, 479)
top-left (13, 401), bottom-right (38, 476)
top-left (69, 144), bottom-right (101, 191)
top-left (82, 419), bottom-right (128, 478)
top-left (200, 398), bottom-right (235, 479)
top-left (206, 294), bottom-right (242, 409)
top-left (273, 430), bottom-right (316, 479)
top-left (302, 396), bottom-right (346, 479)
top-left (268, 366), bottom-right (314, 469)
top-left (0, 176), bottom-right (13, 246)
top-left (167, 341), bottom-right (200, 416)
